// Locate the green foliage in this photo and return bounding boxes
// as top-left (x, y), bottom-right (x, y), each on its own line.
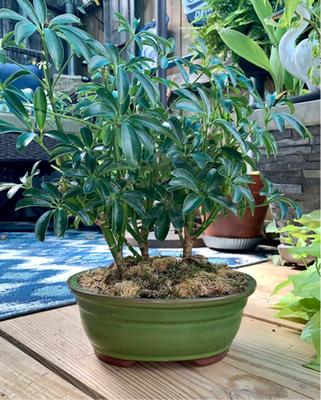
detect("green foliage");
top-left (273, 211), bottom-right (321, 371)
top-left (199, 0), bottom-right (278, 60)
top-left (0, 3), bottom-right (310, 274)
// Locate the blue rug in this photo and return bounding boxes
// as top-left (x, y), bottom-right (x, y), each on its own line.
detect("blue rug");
top-left (0, 231), bottom-right (268, 320)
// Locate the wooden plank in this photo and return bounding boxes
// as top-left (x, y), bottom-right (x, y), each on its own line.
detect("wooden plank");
top-left (0, 337), bottom-right (91, 400)
top-left (240, 263), bottom-right (303, 330)
top-left (0, 306), bottom-right (319, 399)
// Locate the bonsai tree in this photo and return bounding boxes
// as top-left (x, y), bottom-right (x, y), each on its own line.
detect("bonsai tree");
top-left (0, 1), bottom-right (311, 280)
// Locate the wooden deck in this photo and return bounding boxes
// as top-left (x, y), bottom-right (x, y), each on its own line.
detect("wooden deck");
top-left (0, 262), bottom-right (319, 400)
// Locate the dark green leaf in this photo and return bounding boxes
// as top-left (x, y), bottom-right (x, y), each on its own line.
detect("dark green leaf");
top-left (16, 132), bottom-right (36, 150)
top-left (133, 70), bottom-right (159, 105)
top-left (83, 178), bottom-right (96, 194)
top-left (50, 13), bottom-right (81, 26)
top-left (15, 21), bottom-right (37, 44)
top-left (53, 208), bottom-right (68, 237)
top-left (59, 28), bottom-right (91, 61)
top-left (96, 88), bottom-right (118, 113)
top-left (80, 127), bottom-right (93, 147)
top-left (44, 28), bottom-right (64, 69)
top-left (0, 9), bottom-right (26, 21)
top-left (4, 70), bottom-right (30, 87)
top-left (116, 67), bottom-right (129, 104)
top-left (34, 0), bottom-right (47, 25)
top-left (15, 197), bottom-right (51, 210)
top-left (112, 200), bottom-right (126, 233)
top-left (35, 210), bottom-right (53, 241)
top-left (34, 87), bottom-right (47, 131)
top-left (182, 193), bottom-right (202, 215)
top-left (121, 123), bottom-right (141, 167)
top-left (3, 91), bottom-right (31, 127)
top-left (83, 103), bottom-right (115, 119)
top-left (155, 211), bottom-right (170, 241)
top-left (88, 55), bottom-right (110, 72)
top-left (16, 0), bottom-right (39, 25)
top-left (45, 130), bottom-right (69, 144)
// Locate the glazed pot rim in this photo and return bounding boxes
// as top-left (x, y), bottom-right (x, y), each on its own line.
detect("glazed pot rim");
top-left (67, 268), bottom-right (257, 305)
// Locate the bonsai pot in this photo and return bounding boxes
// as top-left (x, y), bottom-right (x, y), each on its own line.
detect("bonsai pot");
top-left (68, 270), bottom-right (256, 367)
top-left (203, 174), bottom-right (268, 251)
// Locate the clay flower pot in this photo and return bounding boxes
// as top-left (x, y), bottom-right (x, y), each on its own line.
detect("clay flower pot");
top-left (203, 174), bottom-right (268, 251)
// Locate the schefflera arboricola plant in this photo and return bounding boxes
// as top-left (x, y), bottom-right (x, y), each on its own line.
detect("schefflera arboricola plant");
top-left (0, 0), bottom-right (311, 278)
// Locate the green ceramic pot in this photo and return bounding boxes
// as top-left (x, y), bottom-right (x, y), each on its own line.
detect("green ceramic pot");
top-left (68, 270), bottom-right (256, 364)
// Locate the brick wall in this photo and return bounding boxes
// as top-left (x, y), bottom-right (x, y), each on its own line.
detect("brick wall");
top-left (259, 124), bottom-right (320, 213)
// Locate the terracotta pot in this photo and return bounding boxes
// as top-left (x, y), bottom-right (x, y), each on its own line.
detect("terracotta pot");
top-left (204, 175), bottom-right (268, 239)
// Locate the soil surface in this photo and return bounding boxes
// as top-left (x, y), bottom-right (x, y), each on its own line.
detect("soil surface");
top-left (78, 256), bottom-right (250, 299)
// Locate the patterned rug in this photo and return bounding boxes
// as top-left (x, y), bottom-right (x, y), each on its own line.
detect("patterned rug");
top-left (0, 231), bottom-right (269, 321)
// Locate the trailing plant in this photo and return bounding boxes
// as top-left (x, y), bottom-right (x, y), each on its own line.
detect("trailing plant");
top-left (273, 210), bottom-right (320, 371)
top-left (0, 1), bottom-right (311, 278)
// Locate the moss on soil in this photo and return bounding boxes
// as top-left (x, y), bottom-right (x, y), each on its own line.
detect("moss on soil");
top-left (78, 256), bottom-right (250, 299)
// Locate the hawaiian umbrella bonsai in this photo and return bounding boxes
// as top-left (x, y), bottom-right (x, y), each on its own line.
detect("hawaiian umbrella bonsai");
top-left (0, 0), bottom-right (311, 365)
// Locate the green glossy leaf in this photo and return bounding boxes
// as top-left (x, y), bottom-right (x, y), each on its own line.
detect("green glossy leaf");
top-left (112, 200), bottom-right (126, 233)
top-left (133, 70), bottom-right (159, 105)
top-left (83, 103), bottom-right (115, 119)
top-left (250, 0), bottom-right (277, 46)
top-left (0, 9), bottom-right (26, 21)
top-left (16, 132), bottom-right (36, 151)
top-left (215, 119), bottom-right (247, 152)
top-left (88, 55), bottom-right (110, 72)
top-left (45, 130), bottom-right (69, 144)
top-left (3, 91), bottom-right (31, 127)
top-left (35, 210), bottom-right (53, 241)
top-left (44, 28), bottom-right (64, 70)
top-left (33, 0), bottom-right (47, 25)
top-left (15, 197), bottom-right (51, 210)
top-left (59, 28), bottom-right (91, 61)
top-left (16, 0), bottom-right (39, 25)
top-left (53, 208), bottom-right (68, 237)
top-left (34, 87), bottom-right (47, 131)
top-left (219, 28), bottom-right (273, 75)
top-left (80, 127), bottom-right (93, 147)
top-left (116, 67), bottom-right (129, 104)
top-left (182, 193), bottom-right (202, 215)
top-left (14, 21), bottom-right (37, 44)
top-left (96, 88), bottom-right (118, 113)
top-left (121, 123), bottom-right (141, 167)
top-left (155, 210), bottom-right (170, 241)
top-left (4, 70), bottom-right (30, 87)
top-left (83, 178), bottom-right (96, 194)
top-left (50, 13), bottom-right (81, 26)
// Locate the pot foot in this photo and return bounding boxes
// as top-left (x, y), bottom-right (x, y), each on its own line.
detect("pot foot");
top-left (95, 352), bottom-right (135, 367)
top-left (185, 350), bottom-right (228, 366)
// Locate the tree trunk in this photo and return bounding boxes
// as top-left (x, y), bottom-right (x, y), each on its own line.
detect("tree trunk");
top-left (139, 227), bottom-right (149, 260)
top-left (183, 228), bottom-right (194, 259)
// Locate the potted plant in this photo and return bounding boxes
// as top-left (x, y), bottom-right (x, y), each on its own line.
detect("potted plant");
top-left (217, 0), bottom-right (320, 101)
top-left (272, 210), bottom-right (320, 371)
top-left (0, 2), bottom-right (310, 367)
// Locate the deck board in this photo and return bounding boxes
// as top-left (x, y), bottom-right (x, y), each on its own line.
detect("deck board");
top-left (0, 337), bottom-right (91, 400)
top-left (0, 308), bottom-right (318, 399)
top-left (0, 261), bottom-right (319, 400)
top-left (240, 263), bottom-right (303, 330)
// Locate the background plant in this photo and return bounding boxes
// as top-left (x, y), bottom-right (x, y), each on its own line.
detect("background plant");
top-left (199, 0), bottom-right (279, 61)
top-left (0, 0), bottom-right (312, 276)
top-left (273, 210), bottom-right (320, 372)
top-left (217, 0), bottom-right (320, 94)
